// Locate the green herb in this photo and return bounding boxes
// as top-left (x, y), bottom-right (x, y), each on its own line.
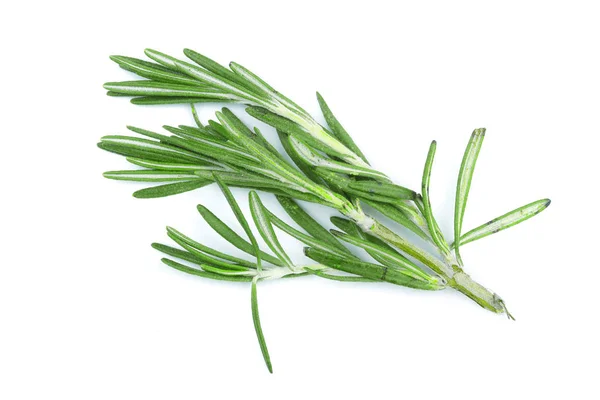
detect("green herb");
top-left (100, 48), bottom-right (551, 371)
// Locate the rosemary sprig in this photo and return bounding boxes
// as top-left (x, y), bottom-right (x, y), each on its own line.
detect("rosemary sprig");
top-left (100, 48), bottom-right (551, 371)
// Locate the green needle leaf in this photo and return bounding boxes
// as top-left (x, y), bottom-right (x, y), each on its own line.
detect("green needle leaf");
top-left (191, 104), bottom-right (204, 128)
top-left (305, 269), bottom-right (375, 282)
top-left (304, 247), bottom-right (442, 290)
top-left (421, 141), bottom-right (450, 254)
top-left (126, 158), bottom-right (220, 172)
top-left (166, 227), bottom-right (257, 269)
top-left (330, 230), bottom-right (433, 282)
top-left (275, 196), bottom-right (351, 255)
top-left (196, 203), bottom-right (282, 267)
top-left (109, 55), bottom-right (201, 86)
top-left (288, 136), bottom-right (389, 182)
top-left (103, 80), bottom-right (240, 100)
top-left (453, 198), bottom-right (551, 247)
top-left (316, 92), bottom-right (368, 164)
top-left (183, 49), bottom-right (261, 95)
top-left (103, 170), bottom-right (200, 182)
top-left (251, 277), bottom-right (273, 373)
top-left (347, 181), bottom-right (416, 200)
top-left (246, 106), bottom-right (352, 160)
top-left (130, 97), bottom-right (220, 105)
top-left (133, 180), bottom-right (211, 199)
top-left (99, 135), bottom-right (209, 164)
top-left (249, 191), bottom-right (295, 269)
top-left (266, 209), bottom-right (355, 259)
top-left (161, 257), bottom-right (252, 282)
top-left (362, 200), bottom-right (430, 242)
top-left (330, 216), bottom-right (413, 269)
top-left (454, 128), bottom-right (486, 265)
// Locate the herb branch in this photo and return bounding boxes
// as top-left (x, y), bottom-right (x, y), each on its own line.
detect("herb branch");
top-left (100, 48), bottom-right (550, 371)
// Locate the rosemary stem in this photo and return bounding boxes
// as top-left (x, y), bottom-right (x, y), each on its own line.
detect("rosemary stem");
top-left (366, 218), bottom-right (505, 313)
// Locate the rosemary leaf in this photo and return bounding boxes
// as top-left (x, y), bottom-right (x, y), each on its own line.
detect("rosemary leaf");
top-left (362, 200), bottom-right (431, 242)
top-left (161, 258), bottom-right (253, 282)
top-left (246, 106), bottom-right (351, 160)
top-left (196, 203), bottom-right (283, 267)
top-left (454, 128), bottom-right (486, 265)
top-left (330, 216), bottom-right (411, 268)
top-left (330, 230), bottom-right (433, 282)
top-left (275, 196), bottom-right (350, 255)
top-left (421, 140), bottom-right (450, 254)
top-left (305, 269), bottom-right (375, 282)
top-left (130, 97), bottom-right (221, 105)
top-left (103, 170), bottom-right (199, 182)
top-left (251, 277), bottom-right (273, 373)
top-left (347, 181), bottom-right (416, 200)
top-left (316, 92), bottom-right (368, 164)
top-left (103, 80), bottom-right (239, 100)
top-left (110, 55), bottom-right (201, 86)
top-left (126, 158), bottom-right (219, 172)
top-left (133, 180), bottom-right (211, 199)
top-left (190, 104), bottom-right (203, 128)
top-left (249, 191), bottom-right (295, 269)
top-left (266, 209), bottom-right (355, 259)
top-left (99, 135), bottom-right (208, 164)
top-left (304, 248), bottom-right (442, 290)
top-left (166, 227), bottom-right (257, 269)
top-left (454, 198), bottom-right (551, 247)
top-left (289, 136), bottom-right (389, 182)
top-left (183, 49), bottom-right (260, 95)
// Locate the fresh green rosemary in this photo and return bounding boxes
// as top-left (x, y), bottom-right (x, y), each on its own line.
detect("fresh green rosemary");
top-left (100, 48), bottom-right (551, 372)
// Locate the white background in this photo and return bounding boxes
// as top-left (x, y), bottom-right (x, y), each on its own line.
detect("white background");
top-left (1, 1), bottom-right (598, 399)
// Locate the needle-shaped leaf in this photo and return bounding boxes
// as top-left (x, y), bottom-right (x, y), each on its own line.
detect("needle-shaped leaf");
top-left (166, 227), bottom-right (257, 269)
top-left (275, 196), bottom-right (350, 255)
top-left (110, 55), bottom-right (202, 86)
top-left (196, 203), bottom-right (283, 267)
top-left (304, 248), bottom-right (442, 290)
top-left (176, 125), bottom-right (228, 143)
top-left (194, 171), bottom-right (299, 193)
top-left (103, 170), bottom-right (199, 182)
top-left (347, 181), bottom-right (416, 200)
top-left (229, 62), bottom-right (307, 116)
top-left (161, 258), bottom-right (253, 282)
top-left (103, 80), bottom-right (239, 100)
top-left (266, 209), bottom-right (355, 259)
top-left (330, 216), bottom-right (413, 268)
top-left (152, 243), bottom-right (206, 265)
top-left (362, 200), bottom-right (430, 242)
top-left (304, 269), bottom-right (375, 282)
top-left (251, 277), bottom-right (273, 373)
top-left (184, 49), bottom-right (261, 95)
top-left (191, 104), bottom-right (203, 128)
top-left (330, 230), bottom-right (432, 282)
top-left (454, 198), bottom-right (551, 247)
top-left (454, 128), bottom-right (486, 265)
top-left (133, 180), bottom-right (211, 199)
top-left (130, 96), bottom-right (222, 105)
top-left (249, 191), bottom-right (294, 269)
top-left (421, 141), bottom-right (450, 254)
top-left (316, 92), bottom-right (368, 164)
top-left (289, 136), bottom-right (389, 182)
top-left (126, 158), bottom-right (221, 172)
top-left (277, 130), bottom-right (325, 185)
top-left (246, 106), bottom-right (352, 160)
top-left (315, 168), bottom-right (398, 204)
top-left (213, 173), bottom-right (266, 273)
top-left (99, 135), bottom-right (208, 164)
